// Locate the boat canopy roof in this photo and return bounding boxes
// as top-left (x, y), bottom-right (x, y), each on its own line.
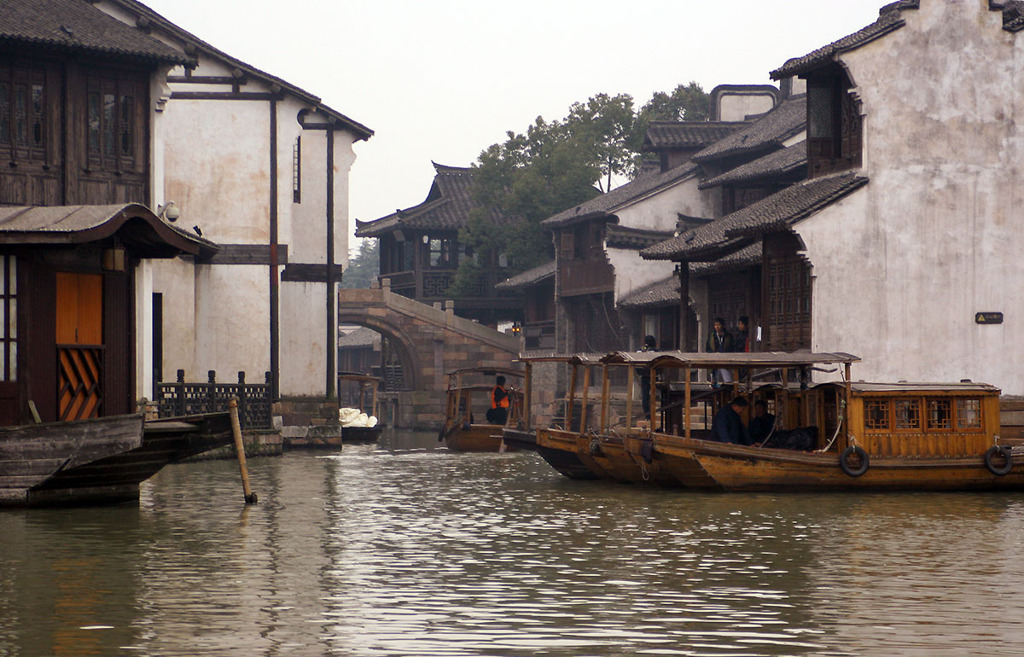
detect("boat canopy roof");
top-left (600, 350), bottom-right (861, 368)
top-left (337, 372), bottom-right (382, 383)
top-left (445, 366), bottom-right (525, 378)
top-left (515, 352), bottom-right (606, 364)
top-left (841, 381), bottom-right (1000, 394)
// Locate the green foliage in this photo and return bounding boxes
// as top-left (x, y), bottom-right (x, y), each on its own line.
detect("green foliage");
top-left (341, 238), bottom-right (379, 289)
top-left (452, 81), bottom-right (710, 296)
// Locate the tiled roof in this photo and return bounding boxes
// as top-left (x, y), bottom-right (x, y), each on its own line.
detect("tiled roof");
top-left (541, 162), bottom-right (700, 228)
top-left (338, 327), bottom-right (379, 348)
top-left (1003, 1), bottom-right (1024, 32)
top-left (356, 163), bottom-right (511, 238)
top-left (691, 242), bottom-right (762, 276)
top-left (642, 172), bottom-right (868, 261)
top-left (107, 0), bottom-right (372, 139)
top-left (495, 260), bottom-right (556, 291)
top-left (0, 203), bottom-right (217, 257)
top-left (692, 96), bottom-right (805, 163)
top-left (618, 275), bottom-right (679, 308)
top-left (606, 225), bottom-right (674, 250)
top-left (0, 0), bottom-right (189, 65)
top-left (699, 143), bottom-right (807, 189)
top-left (643, 121), bottom-right (747, 151)
top-left (770, 3), bottom-right (912, 80)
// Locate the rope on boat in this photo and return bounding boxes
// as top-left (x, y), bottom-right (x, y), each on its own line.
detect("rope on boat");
top-left (815, 398), bottom-right (846, 454)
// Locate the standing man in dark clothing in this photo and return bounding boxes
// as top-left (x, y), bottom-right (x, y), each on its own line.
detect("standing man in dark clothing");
top-left (706, 317), bottom-right (734, 386)
top-left (735, 316), bottom-right (750, 353)
top-left (711, 397), bottom-right (748, 444)
top-left (747, 400), bottom-right (776, 445)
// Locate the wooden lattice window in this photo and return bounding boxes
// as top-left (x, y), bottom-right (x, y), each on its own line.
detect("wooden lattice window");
top-left (956, 398), bottom-right (982, 431)
top-left (864, 400), bottom-right (890, 430)
top-left (0, 255), bottom-right (16, 382)
top-left (0, 65), bottom-right (47, 161)
top-left (926, 398), bottom-right (953, 431)
top-left (86, 74), bottom-right (140, 172)
top-left (292, 136), bottom-right (301, 203)
top-left (894, 399), bottom-right (921, 430)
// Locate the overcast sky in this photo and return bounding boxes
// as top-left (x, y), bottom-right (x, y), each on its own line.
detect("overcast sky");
top-left (140, 0), bottom-right (887, 256)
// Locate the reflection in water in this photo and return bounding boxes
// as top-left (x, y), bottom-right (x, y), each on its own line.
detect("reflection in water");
top-left (2, 431), bottom-right (1024, 655)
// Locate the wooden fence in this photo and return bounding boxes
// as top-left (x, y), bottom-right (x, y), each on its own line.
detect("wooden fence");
top-left (156, 370), bottom-right (272, 430)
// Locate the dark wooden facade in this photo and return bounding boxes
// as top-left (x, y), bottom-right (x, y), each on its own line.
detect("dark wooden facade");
top-left (0, 54), bottom-right (150, 207)
top-left (806, 65), bottom-right (862, 178)
top-left (762, 233), bottom-right (812, 351)
top-left (0, 32), bottom-right (206, 428)
top-left (377, 229), bottom-right (511, 325)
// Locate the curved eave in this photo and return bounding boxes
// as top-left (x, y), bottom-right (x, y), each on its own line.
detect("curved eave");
top-left (0, 204), bottom-right (217, 258)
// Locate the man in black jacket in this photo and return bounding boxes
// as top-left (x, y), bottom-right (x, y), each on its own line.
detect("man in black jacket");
top-left (711, 397), bottom-right (748, 444)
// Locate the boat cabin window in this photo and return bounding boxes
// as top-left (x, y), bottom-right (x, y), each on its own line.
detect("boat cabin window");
top-left (864, 396), bottom-right (983, 433)
top-left (956, 398), bottom-right (982, 430)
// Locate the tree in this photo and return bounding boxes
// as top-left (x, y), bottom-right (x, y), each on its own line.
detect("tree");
top-left (451, 82), bottom-right (710, 295)
top-left (341, 238), bottom-right (379, 289)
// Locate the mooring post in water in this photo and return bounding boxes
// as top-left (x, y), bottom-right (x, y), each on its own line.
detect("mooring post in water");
top-left (228, 397), bottom-right (258, 504)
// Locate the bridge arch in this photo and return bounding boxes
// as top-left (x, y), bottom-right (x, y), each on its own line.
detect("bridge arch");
top-left (336, 311), bottom-right (421, 391)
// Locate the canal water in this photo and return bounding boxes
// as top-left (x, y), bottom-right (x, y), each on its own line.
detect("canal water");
top-left (3, 431), bottom-right (1024, 656)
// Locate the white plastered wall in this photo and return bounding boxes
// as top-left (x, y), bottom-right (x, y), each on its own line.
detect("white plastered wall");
top-left (797, 0), bottom-right (1024, 393)
top-left (610, 174), bottom-right (714, 302)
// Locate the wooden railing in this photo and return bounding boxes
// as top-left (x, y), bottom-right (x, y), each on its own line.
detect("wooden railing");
top-left (156, 369), bottom-right (272, 430)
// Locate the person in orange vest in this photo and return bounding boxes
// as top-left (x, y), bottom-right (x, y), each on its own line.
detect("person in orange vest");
top-left (486, 375), bottom-right (509, 425)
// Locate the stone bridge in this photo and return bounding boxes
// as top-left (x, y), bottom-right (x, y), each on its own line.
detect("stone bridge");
top-left (337, 281), bottom-right (522, 429)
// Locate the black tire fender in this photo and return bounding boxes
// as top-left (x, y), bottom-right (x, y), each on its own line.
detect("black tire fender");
top-left (839, 446), bottom-right (869, 477)
top-left (984, 445), bottom-right (1013, 476)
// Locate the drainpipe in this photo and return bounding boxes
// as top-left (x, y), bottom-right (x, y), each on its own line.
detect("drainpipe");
top-left (326, 124), bottom-right (336, 399)
top-left (269, 94), bottom-right (280, 400)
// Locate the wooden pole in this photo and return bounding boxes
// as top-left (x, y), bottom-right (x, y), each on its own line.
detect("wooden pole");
top-left (229, 397), bottom-right (257, 505)
top-left (579, 365), bottom-right (591, 434)
top-left (566, 363), bottom-right (578, 430)
top-left (600, 366), bottom-right (610, 433)
top-left (524, 362), bottom-right (533, 431)
top-left (626, 366), bottom-right (634, 428)
top-left (684, 365), bottom-right (692, 439)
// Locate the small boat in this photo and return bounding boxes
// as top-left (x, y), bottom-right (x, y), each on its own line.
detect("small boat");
top-left (0, 412), bottom-right (233, 507)
top-left (441, 367), bottom-right (524, 452)
top-left (338, 373), bottom-right (384, 444)
top-left (516, 350), bottom-right (1023, 492)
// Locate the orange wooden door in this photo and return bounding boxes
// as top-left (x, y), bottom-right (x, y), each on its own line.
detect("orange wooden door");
top-left (55, 272), bottom-right (103, 420)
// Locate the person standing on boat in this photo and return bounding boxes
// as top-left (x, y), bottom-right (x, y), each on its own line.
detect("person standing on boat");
top-left (706, 317), bottom-right (734, 386)
top-left (747, 400), bottom-right (775, 445)
top-left (638, 335), bottom-right (657, 418)
top-left (711, 397), bottom-right (748, 444)
top-left (487, 375), bottom-right (510, 425)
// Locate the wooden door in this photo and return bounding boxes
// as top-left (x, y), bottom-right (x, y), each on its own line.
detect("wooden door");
top-left (55, 272), bottom-right (103, 420)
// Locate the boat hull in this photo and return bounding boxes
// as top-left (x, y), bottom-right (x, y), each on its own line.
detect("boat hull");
top-left (0, 413), bottom-right (233, 508)
top-left (445, 424), bottom-right (510, 452)
top-left (342, 426), bottom-right (382, 444)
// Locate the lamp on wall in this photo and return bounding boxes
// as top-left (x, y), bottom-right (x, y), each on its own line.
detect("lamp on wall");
top-left (102, 245), bottom-right (126, 272)
top-left (157, 201), bottom-right (180, 222)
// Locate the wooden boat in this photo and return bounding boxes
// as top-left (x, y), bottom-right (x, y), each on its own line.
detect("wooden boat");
top-left (520, 349), bottom-right (1024, 492)
top-left (502, 353), bottom-right (605, 479)
top-left (338, 373), bottom-right (384, 444)
top-left (0, 412), bottom-right (233, 507)
top-left (441, 367), bottom-right (524, 452)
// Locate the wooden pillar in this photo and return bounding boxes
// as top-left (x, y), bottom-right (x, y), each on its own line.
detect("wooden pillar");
top-left (579, 365), bottom-right (591, 434)
top-left (600, 365), bottom-right (610, 433)
top-left (524, 362), bottom-right (532, 431)
top-left (684, 365), bottom-right (692, 439)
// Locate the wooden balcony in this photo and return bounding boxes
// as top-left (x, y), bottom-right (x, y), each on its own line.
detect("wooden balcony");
top-left (559, 259), bottom-right (614, 297)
